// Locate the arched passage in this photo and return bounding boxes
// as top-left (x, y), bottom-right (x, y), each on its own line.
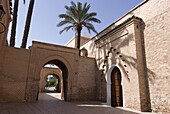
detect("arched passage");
top-left (105, 65), bottom-right (123, 107)
top-left (37, 59), bottom-right (69, 101)
top-left (25, 42), bottom-right (76, 102)
top-left (41, 74), bottom-right (61, 93)
top-left (39, 66), bottom-right (62, 93)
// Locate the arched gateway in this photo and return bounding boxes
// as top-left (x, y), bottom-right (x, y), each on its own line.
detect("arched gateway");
top-left (0, 41), bottom-right (99, 102)
top-left (40, 59), bottom-right (68, 100)
top-left (25, 41), bottom-right (78, 102)
top-left (39, 67), bottom-right (62, 93)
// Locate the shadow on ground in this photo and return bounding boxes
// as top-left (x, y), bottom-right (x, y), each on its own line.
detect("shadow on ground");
top-left (0, 93), bottom-right (150, 114)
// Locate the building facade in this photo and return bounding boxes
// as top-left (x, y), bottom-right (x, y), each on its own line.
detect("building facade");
top-left (0, 0), bottom-right (170, 114)
top-left (81, 0), bottom-right (170, 113)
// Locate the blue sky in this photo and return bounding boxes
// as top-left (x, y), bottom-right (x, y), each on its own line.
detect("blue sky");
top-left (8, 0), bottom-right (144, 48)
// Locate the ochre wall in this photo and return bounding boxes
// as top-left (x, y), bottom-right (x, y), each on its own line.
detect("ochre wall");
top-left (0, 46), bottom-right (30, 101)
top-left (71, 57), bottom-right (98, 101)
top-left (0, 42), bottom-right (100, 102)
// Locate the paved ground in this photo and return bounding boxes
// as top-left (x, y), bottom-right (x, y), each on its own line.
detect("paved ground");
top-left (0, 93), bottom-right (153, 114)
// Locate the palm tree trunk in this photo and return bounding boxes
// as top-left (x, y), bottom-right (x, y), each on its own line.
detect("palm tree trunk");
top-left (10, 0), bottom-right (19, 47)
top-left (21, 0), bottom-right (35, 48)
top-left (77, 27), bottom-right (82, 49)
top-left (77, 27), bottom-right (82, 56)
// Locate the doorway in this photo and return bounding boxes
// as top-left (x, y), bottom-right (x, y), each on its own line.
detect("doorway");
top-left (38, 59), bottom-right (68, 101)
top-left (111, 66), bottom-right (123, 107)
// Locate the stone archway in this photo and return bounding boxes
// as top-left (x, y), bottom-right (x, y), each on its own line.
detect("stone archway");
top-left (38, 59), bottom-right (69, 100)
top-left (105, 65), bottom-right (123, 106)
top-left (39, 67), bottom-right (62, 93)
top-left (25, 42), bottom-right (79, 102)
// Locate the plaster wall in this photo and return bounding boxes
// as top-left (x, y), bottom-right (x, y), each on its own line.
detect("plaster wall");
top-left (81, 38), bottom-right (96, 58)
top-left (95, 20), bottom-right (142, 110)
top-left (66, 35), bottom-right (90, 48)
top-left (115, 0), bottom-right (170, 112)
top-left (82, 0), bottom-right (170, 113)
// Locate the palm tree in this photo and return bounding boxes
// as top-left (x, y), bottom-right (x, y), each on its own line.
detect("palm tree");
top-left (21, 0), bottom-right (35, 48)
top-left (57, 1), bottom-right (101, 49)
top-left (9, 0), bottom-right (19, 47)
top-left (10, 0), bottom-right (25, 47)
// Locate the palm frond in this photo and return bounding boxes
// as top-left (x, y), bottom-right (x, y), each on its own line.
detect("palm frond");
top-left (57, 20), bottom-right (74, 27)
top-left (57, 1), bottom-right (101, 35)
top-left (71, 1), bottom-right (76, 9)
top-left (77, 2), bottom-right (82, 13)
top-left (58, 14), bottom-right (75, 22)
top-left (83, 12), bottom-right (97, 21)
top-left (86, 17), bottom-right (101, 23)
top-left (81, 3), bottom-right (90, 17)
top-left (59, 25), bottom-right (75, 34)
top-left (64, 5), bottom-right (70, 11)
top-left (66, 7), bottom-right (78, 21)
top-left (84, 23), bottom-right (98, 34)
top-left (77, 2), bottom-right (82, 22)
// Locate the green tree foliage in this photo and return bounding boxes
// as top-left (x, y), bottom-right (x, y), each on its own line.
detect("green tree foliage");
top-left (57, 1), bottom-right (101, 49)
top-left (46, 76), bottom-right (58, 87)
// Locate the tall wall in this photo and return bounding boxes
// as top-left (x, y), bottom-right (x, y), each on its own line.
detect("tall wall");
top-left (95, 17), bottom-right (145, 110)
top-left (114, 0), bottom-right (170, 113)
top-left (24, 41), bottom-right (99, 102)
top-left (71, 56), bottom-right (100, 101)
top-left (0, 46), bottom-right (30, 101)
top-left (0, 42), bottom-right (100, 102)
top-left (82, 0), bottom-right (170, 113)
top-left (136, 1), bottom-right (170, 113)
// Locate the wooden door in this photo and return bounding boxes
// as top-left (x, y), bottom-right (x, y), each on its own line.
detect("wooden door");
top-left (111, 67), bottom-right (123, 107)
